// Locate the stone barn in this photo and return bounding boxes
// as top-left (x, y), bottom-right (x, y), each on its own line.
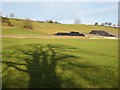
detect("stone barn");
top-left (89, 30), bottom-right (115, 37)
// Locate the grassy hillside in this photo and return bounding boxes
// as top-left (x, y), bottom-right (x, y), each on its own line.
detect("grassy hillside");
top-left (2, 38), bottom-right (118, 88)
top-left (2, 18), bottom-right (118, 36)
top-left (2, 18), bottom-right (118, 88)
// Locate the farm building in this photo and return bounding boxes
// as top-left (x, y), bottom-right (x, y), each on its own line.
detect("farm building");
top-left (89, 30), bottom-right (115, 37)
top-left (55, 31), bottom-right (85, 36)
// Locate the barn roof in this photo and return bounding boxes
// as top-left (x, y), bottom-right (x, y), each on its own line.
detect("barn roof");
top-left (90, 30), bottom-right (107, 33)
top-left (90, 30), bottom-right (115, 37)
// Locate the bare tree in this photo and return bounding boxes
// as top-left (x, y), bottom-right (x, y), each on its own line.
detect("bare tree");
top-left (74, 18), bottom-right (81, 24)
top-left (9, 13), bottom-right (14, 17)
top-left (101, 23), bottom-right (104, 26)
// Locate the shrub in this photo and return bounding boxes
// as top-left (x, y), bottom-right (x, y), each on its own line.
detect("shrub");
top-left (23, 19), bottom-right (33, 30)
top-left (7, 21), bottom-right (13, 26)
top-left (46, 20), bottom-right (54, 23)
top-left (2, 17), bottom-right (9, 23)
top-left (2, 17), bottom-right (13, 26)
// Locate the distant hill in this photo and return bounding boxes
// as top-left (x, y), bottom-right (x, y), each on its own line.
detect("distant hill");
top-left (2, 18), bottom-right (118, 37)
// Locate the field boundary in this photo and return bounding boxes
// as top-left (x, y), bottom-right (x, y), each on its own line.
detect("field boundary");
top-left (1, 35), bottom-right (119, 39)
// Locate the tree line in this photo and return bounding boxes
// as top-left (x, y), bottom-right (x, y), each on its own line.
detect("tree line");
top-left (1, 12), bottom-right (118, 30)
top-left (0, 13), bottom-right (61, 30)
top-left (37, 20), bottom-right (61, 24)
top-left (94, 22), bottom-right (116, 28)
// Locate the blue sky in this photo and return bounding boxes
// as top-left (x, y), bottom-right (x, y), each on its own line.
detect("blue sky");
top-left (1, 2), bottom-right (118, 24)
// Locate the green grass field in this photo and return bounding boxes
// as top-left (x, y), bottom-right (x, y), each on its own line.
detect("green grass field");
top-left (2, 38), bottom-right (118, 88)
top-left (1, 18), bottom-right (119, 88)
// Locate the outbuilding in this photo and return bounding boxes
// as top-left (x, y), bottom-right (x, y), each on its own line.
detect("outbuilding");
top-left (89, 30), bottom-right (115, 37)
top-left (55, 31), bottom-right (85, 36)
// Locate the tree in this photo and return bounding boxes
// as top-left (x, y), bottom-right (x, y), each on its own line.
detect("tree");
top-left (9, 13), bottom-right (14, 17)
top-left (94, 22), bottom-right (98, 26)
top-left (108, 22), bottom-right (112, 26)
top-left (113, 24), bottom-right (116, 29)
top-left (105, 22), bottom-right (108, 26)
top-left (55, 21), bottom-right (58, 24)
top-left (49, 20), bottom-right (54, 23)
top-left (101, 23), bottom-right (104, 26)
top-left (46, 20), bottom-right (54, 23)
top-left (74, 19), bottom-right (81, 24)
top-left (23, 19), bottom-right (33, 30)
top-left (54, 21), bottom-right (61, 24)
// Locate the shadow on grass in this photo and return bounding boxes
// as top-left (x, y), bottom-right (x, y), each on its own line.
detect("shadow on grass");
top-left (2, 44), bottom-right (118, 88)
top-left (2, 44), bottom-right (79, 88)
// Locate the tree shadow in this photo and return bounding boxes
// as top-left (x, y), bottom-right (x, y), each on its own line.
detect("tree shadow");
top-left (2, 44), bottom-right (118, 88)
top-left (2, 44), bottom-right (79, 88)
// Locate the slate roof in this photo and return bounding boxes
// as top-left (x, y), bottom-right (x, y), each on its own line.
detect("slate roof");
top-left (89, 30), bottom-right (115, 37)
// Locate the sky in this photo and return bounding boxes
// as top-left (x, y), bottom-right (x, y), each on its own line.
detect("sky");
top-left (1, 0), bottom-right (120, 2)
top-left (1, 2), bottom-right (118, 24)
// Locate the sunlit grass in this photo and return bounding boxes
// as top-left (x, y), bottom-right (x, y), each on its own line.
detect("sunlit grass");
top-left (2, 38), bottom-right (118, 88)
top-left (2, 18), bottom-right (118, 36)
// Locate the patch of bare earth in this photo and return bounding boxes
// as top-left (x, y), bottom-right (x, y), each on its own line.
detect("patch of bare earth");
top-left (2, 35), bottom-right (118, 39)
top-left (2, 35), bottom-right (86, 39)
top-left (2, 26), bottom-right (15, 28)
